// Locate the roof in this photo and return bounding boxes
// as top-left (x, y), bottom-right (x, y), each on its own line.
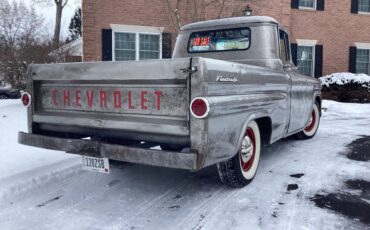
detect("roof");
top-left (58, 37), bottom-right (83, 55)
top-left (180, 16), bottom-right (279, 31)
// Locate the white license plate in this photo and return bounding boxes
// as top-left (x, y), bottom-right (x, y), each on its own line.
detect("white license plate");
top-left (81, 156), bottom-right (110, 174)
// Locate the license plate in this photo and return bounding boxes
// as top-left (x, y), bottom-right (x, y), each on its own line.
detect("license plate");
top-left (81, 156), bottom-right (110, 174)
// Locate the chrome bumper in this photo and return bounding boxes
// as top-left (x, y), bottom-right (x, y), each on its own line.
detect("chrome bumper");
top-left (18, 132), bottom-right (197, 170)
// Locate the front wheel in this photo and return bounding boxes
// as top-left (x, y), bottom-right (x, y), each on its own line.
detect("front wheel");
top-left (296, 102), bottom-right (320, 139)
top-left (217, 120), bottom-right (261, 188)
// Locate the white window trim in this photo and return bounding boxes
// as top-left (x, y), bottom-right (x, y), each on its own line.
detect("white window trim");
top-left (296, 39), bottom-right (318, 46)
top-left (298, 0), bottom-right (317, 10)
top-left (358, 11), bottom-right (370, 15)
top-left (111, 24), bottom-right (164, 61)
top-left (111, 24), bottom-right (164, 34)
top-left (296, 39), bottom-right (317, 77)
top-left (355, 42), bottom-right (370, 50)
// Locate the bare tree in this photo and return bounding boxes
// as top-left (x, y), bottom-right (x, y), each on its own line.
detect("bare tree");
top-left (53, 0), bottom-right (68, 47)
top-left (33, 0), bottom-right (69, 48)
top-left (163, 0), bottom-right (257, 32)
top-left (0, 0), bottom-right (52, 89)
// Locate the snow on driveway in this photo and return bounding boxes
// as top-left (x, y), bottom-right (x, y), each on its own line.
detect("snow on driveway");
top-left (0, 100), bottom-right (78, 198)
top-left (0, 99), bottom-right (369, 230)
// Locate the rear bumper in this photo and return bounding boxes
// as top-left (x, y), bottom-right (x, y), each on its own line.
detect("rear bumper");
top-left (18, 132), bottom-right (198, 170)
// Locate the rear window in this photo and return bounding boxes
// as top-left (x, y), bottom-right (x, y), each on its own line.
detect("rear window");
top-left (188, 28), bottom-right (250, 53)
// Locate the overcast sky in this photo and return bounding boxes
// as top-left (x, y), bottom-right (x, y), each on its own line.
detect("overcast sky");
top-left (15, 0), bottom-right (81, 39)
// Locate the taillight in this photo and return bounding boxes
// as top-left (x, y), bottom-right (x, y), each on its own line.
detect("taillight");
top-left (190, 97), bottom-right (209, 118)
top-left (21, 92), bottom-right (31, 107)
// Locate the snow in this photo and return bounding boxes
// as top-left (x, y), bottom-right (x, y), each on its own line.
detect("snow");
top-left (0, 99), bottom-right (369, 230)
top-left (320, 72), bottom-right (370, 87)
top-left (0, 100), bottom-right (77, 196)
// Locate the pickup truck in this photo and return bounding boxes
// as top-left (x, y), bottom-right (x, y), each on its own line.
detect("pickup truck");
top-left (18, 16), bottom-right (321, 187)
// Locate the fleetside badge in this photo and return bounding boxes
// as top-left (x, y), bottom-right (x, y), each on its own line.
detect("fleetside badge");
top-left (216, 76), bottom-right (238, 82)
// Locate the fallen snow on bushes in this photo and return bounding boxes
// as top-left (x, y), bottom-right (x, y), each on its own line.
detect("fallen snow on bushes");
top-left (320, 72), bottom-right (370, 87)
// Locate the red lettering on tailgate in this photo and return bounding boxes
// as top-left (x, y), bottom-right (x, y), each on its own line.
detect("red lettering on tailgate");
top-left (63, 90), bottom-right (70, 107)
top-left (113, 91), bottom-right (122, 108)
top-left (75, 90), bottom-right (81, 107)
top-left (86, 91), bottom-right (94, 108)
top-left (100, 91), bottom-right (107, 108)
top-left (52, 89), bottom-right (58, 106)
top-left (154, 91), bottom-right (163, 110)
top-left (141, 91), bottom-right (148, 110)
top-left (128, 91), bottom-right (134, 109)
top-left (49, 89), bottom-right (164, 111)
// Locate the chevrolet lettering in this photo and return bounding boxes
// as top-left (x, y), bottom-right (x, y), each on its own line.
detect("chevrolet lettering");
top-left (48, 89), bottom-right (163, 111)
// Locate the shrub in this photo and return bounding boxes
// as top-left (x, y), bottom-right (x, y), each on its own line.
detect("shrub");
top-left (319, 73), bottom-right (370, 103)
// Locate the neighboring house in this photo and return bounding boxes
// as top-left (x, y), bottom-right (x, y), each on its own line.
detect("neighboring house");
top-left (55, 37), bottom-right (83, 62)
top-left (82, 0), bottom-right (370, 77)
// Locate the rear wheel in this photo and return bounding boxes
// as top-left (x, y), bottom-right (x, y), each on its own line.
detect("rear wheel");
top-left (296, 102), bottom-right (320, 139)
top-left (217, 120), bottom-right (261, 188)
top-left (0, 95), bottom-right (8, 99)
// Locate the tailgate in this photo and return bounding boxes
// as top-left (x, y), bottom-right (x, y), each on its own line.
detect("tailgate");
top-left (29, 58), bottom-right (191, 137)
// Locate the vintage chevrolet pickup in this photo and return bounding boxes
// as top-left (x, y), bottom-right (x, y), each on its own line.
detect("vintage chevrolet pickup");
top-left (18, 16), bottom-right (321, 187)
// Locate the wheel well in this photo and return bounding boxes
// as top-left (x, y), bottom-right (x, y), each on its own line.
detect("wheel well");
top-left (255, 117), bottom-right (272, 146)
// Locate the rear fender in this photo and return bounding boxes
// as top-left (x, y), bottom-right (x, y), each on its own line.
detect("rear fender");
top-left (235, 113), bottom-right (271, 157)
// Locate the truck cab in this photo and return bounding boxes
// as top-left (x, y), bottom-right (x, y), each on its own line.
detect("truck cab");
top-left (174, 16), bottom-right (321, 142)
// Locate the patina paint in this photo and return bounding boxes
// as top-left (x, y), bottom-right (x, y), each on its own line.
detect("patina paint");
top-left (19, 16), bottom-right (321, 171)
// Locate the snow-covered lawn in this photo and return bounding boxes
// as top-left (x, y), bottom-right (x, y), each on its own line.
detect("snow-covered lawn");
top-left (0, 99), bottom-right (369, 230)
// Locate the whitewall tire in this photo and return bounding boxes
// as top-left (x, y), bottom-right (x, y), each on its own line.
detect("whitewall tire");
top-left (217, 120), bottom-right (261, 188)
top-left (296, 102), bottom-right (320, 139)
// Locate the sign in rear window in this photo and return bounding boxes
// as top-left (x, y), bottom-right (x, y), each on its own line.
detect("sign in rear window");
top-left (188, 28), bottom-right (250, 53)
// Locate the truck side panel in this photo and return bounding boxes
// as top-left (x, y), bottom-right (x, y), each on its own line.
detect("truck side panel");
top-left (190, 58), bottom-right (290, 168)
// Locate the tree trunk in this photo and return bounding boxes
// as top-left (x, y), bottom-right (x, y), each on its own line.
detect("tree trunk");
top-left (53, 2), bottom-right (63, 48)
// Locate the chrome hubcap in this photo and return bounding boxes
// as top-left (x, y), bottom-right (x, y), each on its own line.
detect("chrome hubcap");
top-left (307, 116), bottom-right (313, 127)
top-left (241, 136), bottom-right (254, 163)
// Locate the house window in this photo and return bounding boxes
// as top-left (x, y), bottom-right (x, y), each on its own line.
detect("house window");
top-left (356, 49), bottom-right (370, 74)
top-left (297, 45), bottom-right (314, 76)
top-left (299, 0), bottom-right (316, 8)
top-left (113, 32), bottom-right (161, 61)
top-left (358, 0), bottom-right (370, 13)
top-left (139, 34), bottom-right (160, 60)
top-left (114, 33), bottom-right (136, 61)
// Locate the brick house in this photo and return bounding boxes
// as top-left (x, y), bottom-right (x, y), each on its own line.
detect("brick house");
top-left (82, 0), bottom-right (370, 77)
